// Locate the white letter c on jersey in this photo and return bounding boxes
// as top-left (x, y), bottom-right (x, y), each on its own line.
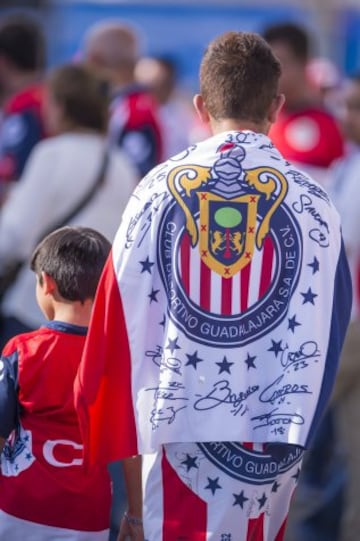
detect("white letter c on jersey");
top-left (43, 439), bottom-right (83, 467)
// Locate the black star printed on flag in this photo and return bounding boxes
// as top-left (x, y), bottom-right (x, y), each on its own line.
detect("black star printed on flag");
top-left (181, 454), bottom-right (199, 472)
top-left (272, 481), bottom-right (280, 493)
top-left (148, 288), bottom-right (160, 303)
top-left (268, 339), bottom-right (283, 358)
top-left (139, 256), bottom-right (155, 274)
top-left (216, 356), bottom-right (234, 374)
top-left (166, 336), bottom-right (181, 354)
top-left (159, 314), bottom-right (166, 327)
top-left (185, 351), bottom-right (204, 369)
top-left (288, 315), bottom-right (301, 333)
top-left (205, 476), bottom-right (222, 495)
top-left (257, 492), bottom-right (267, 509)
top-left (301, 287), bottom-right (318, 305)
top-left (292, 468), bottom-right (301, 484)
top-left (308, 256), bottom-right (320, 274)
top-left (244, 352), bottom-right (256, 370)
top-left (233, 490), bottom-right (249, 509)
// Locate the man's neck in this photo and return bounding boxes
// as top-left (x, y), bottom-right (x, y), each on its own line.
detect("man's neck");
top-left (210, 118), bottom-right (270, 136)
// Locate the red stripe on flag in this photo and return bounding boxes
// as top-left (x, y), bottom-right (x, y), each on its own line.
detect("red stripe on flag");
top-left (258, 235), bottom-right (274, 299)
top-left (75, 253), bottom-right (138, 467)
top-left (275, 517), bottom-right (288, 541)
top-left (221, 277), bottom-right (233, 315)
top-left (241, 262), bottom-right (251, 312)
top-left (200, 260), bottom-right (211, 312)
top-left (180, 232), bottom-right (191, 295)
top-left (246, 512), bottom-right (265, 541)
top-left (162, 450), bottom-right (206, 541)
top-left (242, 442), bottom-right (254, 450)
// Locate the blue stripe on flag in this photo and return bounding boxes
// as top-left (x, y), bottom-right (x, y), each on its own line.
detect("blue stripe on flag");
top-left (305, 239), bottom-right (352, 447)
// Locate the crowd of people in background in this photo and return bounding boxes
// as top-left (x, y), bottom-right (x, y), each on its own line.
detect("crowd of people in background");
top-left (0, 11), bottom-right (358, 541)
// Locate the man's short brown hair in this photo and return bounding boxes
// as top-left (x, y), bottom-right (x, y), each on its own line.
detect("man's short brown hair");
top-left (200, 31), bottom-right (281, 123)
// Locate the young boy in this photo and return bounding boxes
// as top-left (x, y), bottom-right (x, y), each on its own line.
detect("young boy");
top-left (0, 226), bottom-right (112, 540)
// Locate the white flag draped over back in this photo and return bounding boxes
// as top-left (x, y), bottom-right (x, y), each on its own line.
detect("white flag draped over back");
top-left (75, 130), bottom-right (352, 466)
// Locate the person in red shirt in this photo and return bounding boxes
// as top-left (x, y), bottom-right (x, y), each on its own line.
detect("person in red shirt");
top-left (263, 23), bottom-right (344, 186)
top-left (0, 226), bottom-right (112, 540)
top-left (0, 15), bottom-right (46, 203)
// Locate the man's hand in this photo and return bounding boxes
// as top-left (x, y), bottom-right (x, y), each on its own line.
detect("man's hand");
top-left (117, 456), bottom-right (143, 540)
top-left (117, 512), bottom-right (144, 541)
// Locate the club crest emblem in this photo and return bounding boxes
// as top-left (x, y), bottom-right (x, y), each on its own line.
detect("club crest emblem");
top-left (199, 192), bottom-right (258, 278)
top-left (158, 143), bottom-right (302, 347)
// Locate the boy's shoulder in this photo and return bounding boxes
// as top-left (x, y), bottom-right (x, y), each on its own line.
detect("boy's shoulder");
top-left (1, 326), bottom-right (54, 358)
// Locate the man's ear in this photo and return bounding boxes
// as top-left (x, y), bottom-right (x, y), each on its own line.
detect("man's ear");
top-left (193, 94), bottom-right (210, 124)
top-left (268, 93), bottom-right (285, 124)
top-left (41, 272), bottom-right (57, 295)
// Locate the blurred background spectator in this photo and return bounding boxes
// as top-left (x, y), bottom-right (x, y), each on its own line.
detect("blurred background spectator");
top-left (263, 22), bottom-right (344, 187)
top-left (135, 55), bottom-right (192, 158)
top-left (306, 55), bottom-right (343, 116)
top-left (82, 21), bottom-right (163, 178)
top-left (0, 63), bottom-right (137, 348)
top-left (0, 14), bottom-right (46, 204)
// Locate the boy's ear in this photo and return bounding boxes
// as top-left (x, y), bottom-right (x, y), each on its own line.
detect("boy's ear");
top-left (193, 93), bottom-right (211, 124)
top-left (41, 272), bottom-right (57, 295)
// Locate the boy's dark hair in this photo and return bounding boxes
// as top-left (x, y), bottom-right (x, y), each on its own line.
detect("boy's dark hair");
top-left (0, 15), bottom-right (45, 71)
top-left (30, 226), bottom-right (111, 302)
top-left (262, 22), bottom-right (310, 63)
top-left (200, 31), bottom-right (281, 123)
top-left (47, 64), bottom-right (109, 133)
